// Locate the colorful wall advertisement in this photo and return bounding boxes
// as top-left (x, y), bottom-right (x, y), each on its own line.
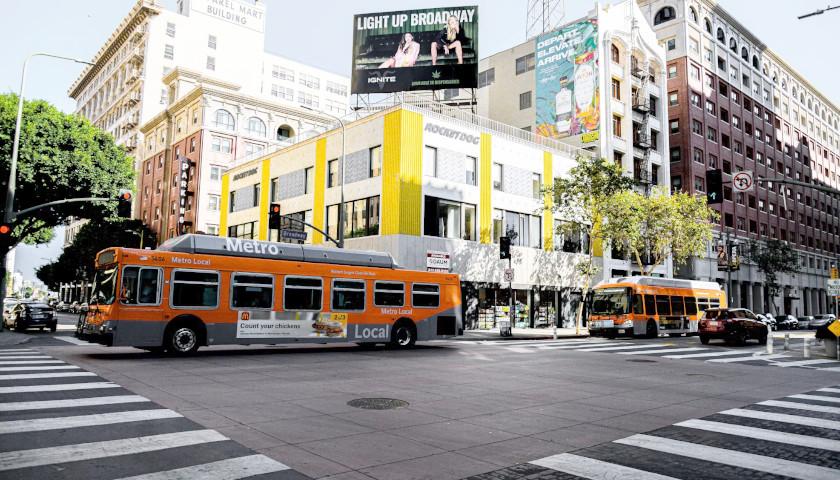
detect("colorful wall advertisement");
top-left (534, 18), bottom-right (600, 143)
top-left (351, 6), bottom-right (478, 94)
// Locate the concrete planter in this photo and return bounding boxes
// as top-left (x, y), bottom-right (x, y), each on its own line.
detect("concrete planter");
top-left (823, 337), bottom-right (839, 359)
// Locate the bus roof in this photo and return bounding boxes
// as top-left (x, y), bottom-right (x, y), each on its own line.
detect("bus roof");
top-left (597, 276), bottom-right (722, 291)
top-left (156, 234), bottom-right (400, 269)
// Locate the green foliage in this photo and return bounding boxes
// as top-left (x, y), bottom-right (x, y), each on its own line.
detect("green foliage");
top-left (600, 186), bottom-right (719, 275)
top-left (36, 219), bottom-right (155, 291)
top-left (0, 93), bottom-right (135, 252)
top-left (747, 239), bottom-right (798, 314)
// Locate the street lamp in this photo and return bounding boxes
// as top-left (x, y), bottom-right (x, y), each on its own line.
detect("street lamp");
top-left (798, 4), bottom-right (839, 19)
top-left (5, 53), bottom-right (94, 224)
top-left (300, 105), bottom-right (346, 248)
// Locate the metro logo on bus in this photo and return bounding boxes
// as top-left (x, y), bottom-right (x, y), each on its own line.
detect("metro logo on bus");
top-left (225, 237), bottom-right (284, 256)
top-left (241, 311), bottom-right (251, 321)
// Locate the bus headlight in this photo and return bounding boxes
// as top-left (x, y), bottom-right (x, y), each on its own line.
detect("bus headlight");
top-left (620, 320), bottom-right (634, 328)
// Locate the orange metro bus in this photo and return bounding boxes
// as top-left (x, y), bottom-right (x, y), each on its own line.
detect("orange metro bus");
top-left (78, 235), bottom-right (463, 354)
top-left (588, 276), bottom-right (726, 338)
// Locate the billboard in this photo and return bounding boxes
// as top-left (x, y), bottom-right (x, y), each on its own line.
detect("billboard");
top-left (535, 18), bottom-right (600, 143)
top-left (351, 6), bottom-right (478, 94)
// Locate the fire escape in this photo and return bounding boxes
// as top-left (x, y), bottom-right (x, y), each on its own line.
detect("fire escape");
top-left (632, 60), bottom-right (653, 191)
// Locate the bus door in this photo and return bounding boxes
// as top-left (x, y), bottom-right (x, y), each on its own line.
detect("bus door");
top-left (118, 265), bottom-right (164, 344)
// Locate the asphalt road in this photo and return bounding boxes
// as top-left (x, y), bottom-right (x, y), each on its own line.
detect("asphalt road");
top-left (1, 324), bottom-right (839, 479)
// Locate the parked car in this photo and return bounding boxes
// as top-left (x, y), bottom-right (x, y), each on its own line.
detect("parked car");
top-left (55, 301), bottom-right (69, 312)
top-left (798, 316), bottom-right (815, 329)
top-left (812, 314), bottom-right (836, 328)
top-left (755, 314), bottom-right (777, 330)
top-left (2, 301), bottom-right (56, 332)
top-left (69, 301), bottom-right (80, 313)
top-left (699, 308), bottom-right (769, 346)
top-left (79, 302), bottom-right (89, 313)
top-left (775, 315), bottom-right (799, 330)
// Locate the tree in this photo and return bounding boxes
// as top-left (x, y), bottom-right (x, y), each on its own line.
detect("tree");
top-left (36, 218), bottom-right (155, 292)
top-left (600, 186), bottom-right (718, 276)
top-left (543, 155), bottom-right (634, 333)
top-left (747, 239), bottom-right (798, 314)
top-left (0, 94), bottom-right (134, 295)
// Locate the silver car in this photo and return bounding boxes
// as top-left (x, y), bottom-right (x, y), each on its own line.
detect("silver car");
top-left (811, 314), bottom-right (836, 328)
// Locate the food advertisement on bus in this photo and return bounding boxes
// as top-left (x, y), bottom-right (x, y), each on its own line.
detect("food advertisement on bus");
top-left (236, 311), bottom-right (348, 339)
top-left (534, 18), bottom-right (599, 143)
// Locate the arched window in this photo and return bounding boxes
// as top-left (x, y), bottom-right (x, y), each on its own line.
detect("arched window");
top-left (689, 7), bottom-right (698, 23)
top-left (729, 37), bottom-right (737, 52)
top-left (716, 28), bottom-right (725, 44)
top-left (741, 47), bottom-right (749, 61)
top-left (276, 125), bottom-right (294, 141)
top-left (247, 117), bottom-right (266, 137)
top-left (214, 109), bottom-right (235, 130)
top-left (704, 18), bottom-right (712, 34)
top-left (611, 44), bottom-right (620, 63)
top-left (752, 55), bottom-right (759, 69)
top-left (654, 6), bottom-right (676, 25)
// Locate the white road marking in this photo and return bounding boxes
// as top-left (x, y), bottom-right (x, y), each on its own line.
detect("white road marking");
top-left (575, 344), bottom-right (673, 352)
top-left (814, 367), bottom-right (840, 372)
top-left (0, 429), bottom-right (227, 471)
top-left (113, 454), bottom-right (290, 480)
top-left (538, 342), bottom-right (629, 350)
top-left (676, 418), bottom-right (840, 452)
top-left (817, 388), bottom-right (840, 394)
top-left (0, 409), bottom-right (181, 434)
top-left (0, 394), bottom-right (150, 412)
top-left (706, 353), bottom-right (789, 363)
top-left (0, 360), bottom-right (65, 365)
top-left (0, 366), bottom-right (80, 372)
top-left (531, 452), bottom-right (680, 480)
top-left (775, 359), bottom-right (840, 368)
top-left (662, 350), bottom-right (746, 359)
top-left (788, 394), bottom-right (840, 404)
top-left (0, 372), bottom-right (96, 381)
top-left (0, 382), bottom-right (118, 394)
top-left (53, 336), bottom-right (90, 345)
top-left (0, 355), bottom-right (52, 360)
top-left (720, 408), bottom-right (840, 430)
top-left (758, 400), bottom-right (840, 415)
top-left (0, 350), bottom-right (37, 353)
top-left (619, 347), bottom-right (706, 355)
top-left (616, 434), bottom-right (839, 480)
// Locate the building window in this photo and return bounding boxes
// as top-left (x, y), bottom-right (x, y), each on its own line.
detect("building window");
top-left (327, 159), bottom-right (339, 188)
top-left (692, 119), bottom-right (702, 136)
top-left (612, 115), bottom-right (622, 137)
top-left (423, 146), bottom-right (438, 178)
top-left (208, 35), bottom-right (217, 49)
top-left (244, 142), bottom-right (264, 157)
top-left (519, 91), bottom-right (532, 110)
top-left (492, 163), bottom-right (503, 190)
top-left (670, 147), bottom-right (681, 162)
top-left (666, 38), bottom-right (676, 51)
top-left (707, 126), bottom-right (717, 142)
top-left (478, 68), bottom-right (495, 88)
top-left (690, 92), bottom-right (701, 107)
top-left (299, 73), bottom-right (320, 90)
top-left (667, 65), bottom-right (677, 79)
top-left (465, 156), bottom-right (477, 185)
top-left (206, 225), bottom-right (219, 236)
top-left (326, 196), bottom-right (380, 239)
top-left (532, 173), bottom-right (542, 199)
top-left (669, 119), bottom-right (679, 134)
top-left (369, 145), bottom-right (382, 178)
top-left (304, 166), bottom-right (314, 194)
top-left (211, 136), bottom-right (232, 153)
top-left (246, 117), bottom-right (266, 137)
top-left (611, 78), bottom-right (621, 100)
top-left (210, 165), bottom-right (223, 181)
top-left (208, 194), bottom-right (220, 211)
top-left (276, 125), bottom-right (294, 140)
top-left (215, 109), bottom-right (235, 130)
top-left (164, 44), bottom-right (174, 60)
top-left (654, 6), bottom-right (676, 25)
top-left (166, 22), bottom-right (176, 37)
top-left (611, 44), bottom-right (620, 63)
top-left (297, 92), bottom-right (319, 108)
top-left (206, 56), bottom-right (215, 71)
top-left (515, 53), bottom-right (535, 74)
top-left (668, 92), bottom-right (678, 106)
top-left (694, 176), bottom-right (705, 192)
top-left (424, 196), bottom-right (476, 241)
top-left (325, 81), bottom-right (348, 96)
top-left (693, 148), bottom-right (704, 165)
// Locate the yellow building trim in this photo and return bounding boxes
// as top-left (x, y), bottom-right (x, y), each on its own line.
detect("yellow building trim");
top-left (258, 158), bottom-right (271, 240)
top-left (381, 110), bottom-right (423, 236)
top-left (542, 151), bottom-right (553, 251)
top-left (592, 214), bottom-right (604, 258)
top-left (479, 133), bottom-right (492, 244)
top-left (312, 138), bottom-right (327, 244)
top-left (219, 173), bottom-right (230, 237)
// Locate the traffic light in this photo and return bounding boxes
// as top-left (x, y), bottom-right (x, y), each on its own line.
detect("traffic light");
top-left (116, 190), bottom-right (133, 218)
top-left (705, 169), bottom-right (723, 205)
top-left (0, 224), bottom-right (11, 237)
top-left (500, 236), bottom-right (511, 260)
top-left (268, 203), bottom-right (282, 230)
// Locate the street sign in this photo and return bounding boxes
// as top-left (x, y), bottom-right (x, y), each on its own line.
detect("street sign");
top-left (832, 266), bottom-right (839, 280)
top-left (280, 229), bottom-right (307, 241)
top-left (426, 251), bottom-right (450, 272)
top-left (503, 268), bottom-right (514, 282)
top-left (733, 170), bottom-right (754, 192)
top-left (828, 319), bottom-right (840, 338)
top-left (828, 279), bottom-right (840, 296)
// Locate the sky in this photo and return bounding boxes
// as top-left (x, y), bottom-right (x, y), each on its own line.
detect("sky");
top-left (1, 0), bottom-right (839, 284)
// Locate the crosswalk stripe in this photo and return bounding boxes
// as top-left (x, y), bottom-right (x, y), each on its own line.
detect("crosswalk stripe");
top-left (775, 359), bottom-right (840, 368)
top-left (0, 394), bottom-right (150, 412)
top-left (0, 372), bottom-right (96, 381)
top-left (574, 344), bottom-right (672, 352)
top-left (0, 429), bottom-right (227, 471)
top-left (818, 388), bottom-right (840, 394)
top-left (531, 452), bottom-right (679, 480)
top-left (663, 350), bottom-right (746, 359)
top-left (619, 347), bottom-right (706, 355)
top-left (538, 342), bottom-right (629, 350)
top-left (0, 360), bottom-right (65, 365)
top-left (615, 434), bottom-right (839, 480)
top-left (758, 400), bottom-right (840, 415)
top-left (815, 367), bottom-right (840, 372)
top-left (0, 382), bottom-right (118, 394)
top-left (0, 409), bottom-right (182, 434)
top-left (113, 454), bottom-right (290, 480)
top-left (676, 418), bottom-right (840, 452)
top-left (53, 336), bottom-right (90, 345)
top-left (0, 366), bottom-right (80, 372)
top-left (0, 356), bottom-right (52, 360)
top-left (0, 350), bottom-right (37, 353)
top-left (720, 408), bottom-right (840, 430)
top-left (789, 394), bottom-right (840, 404)
top-left (706, 353), bottom-right (789, 363)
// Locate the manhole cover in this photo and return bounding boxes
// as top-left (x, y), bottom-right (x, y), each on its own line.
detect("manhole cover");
top-left (347, 398), bottom-right (409, 410)
top-left (626, 359), bottom-right (656, 363)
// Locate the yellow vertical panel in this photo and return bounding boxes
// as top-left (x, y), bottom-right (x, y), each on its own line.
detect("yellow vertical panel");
top-left (398, 109), bottom-right (423, 236)
top-left (219, 173), bottom-right (230, 237)
top-left (479, 133), bottom-right (492, 244)
top-left (258, 158), bottom-right (271, 240)
top-left (542, 151), bottom-right (553, 251)
top-left (381, 111), bottom-right (403, 236)
top-left (312, 138), bottom-right (327, 244)
top-left (592, 214), bottom-right (603, 258)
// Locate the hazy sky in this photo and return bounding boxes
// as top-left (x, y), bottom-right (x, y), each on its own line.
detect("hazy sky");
top-left (2, 0), bottom-right (838, 284)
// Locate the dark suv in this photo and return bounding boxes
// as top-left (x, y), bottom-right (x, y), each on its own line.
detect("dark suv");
top-left (699, 308), bottom-right (768, 346)
top-left (2, 301), bottom-right (56, 332)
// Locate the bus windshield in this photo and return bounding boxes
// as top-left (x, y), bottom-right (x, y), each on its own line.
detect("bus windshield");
top-left (91, 266), bottom-right (118, 305)
top-left (591, 288), bottom-right (630, 315)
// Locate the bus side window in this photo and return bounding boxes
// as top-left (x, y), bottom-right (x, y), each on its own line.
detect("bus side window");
top-left (231, 273), bottom-right (273, 309)
top-left (171, 270), bottom-right (219, 308)
top-left (332, 279), bottom-right (365, 311)
top-left (284, 277), bottom-right (322, 311)
top-left (632, 293), bottom-right (644, 315)
top-left (656, 295), bottom-right (671, 316)
top-left (412, 284), bottom-right (440, 308)
top-left (671, 296), bottom-right (685, 316)
top-left (644, 294), bottom-right (656, 316)
top-left (374, 281), bottom-right (404, 307)
top-left (685, 297), bottom-right (698, 316)
top-left (121, 267), bottom-right (139, 304)
top-left (122, 267), bottom-right (161, 305)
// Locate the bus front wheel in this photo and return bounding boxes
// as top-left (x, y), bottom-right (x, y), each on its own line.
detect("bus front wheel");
top-left (390, 320), bottom-right (416, 349)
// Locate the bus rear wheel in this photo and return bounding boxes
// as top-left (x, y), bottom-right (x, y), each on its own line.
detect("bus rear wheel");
top-left (166, 325), bottom-right (200, 355)
top-left (390, 320), bottom-right (416, 349)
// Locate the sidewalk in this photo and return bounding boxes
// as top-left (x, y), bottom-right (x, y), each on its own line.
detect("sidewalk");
top-left (460, 327), bottom-right (589, 341)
